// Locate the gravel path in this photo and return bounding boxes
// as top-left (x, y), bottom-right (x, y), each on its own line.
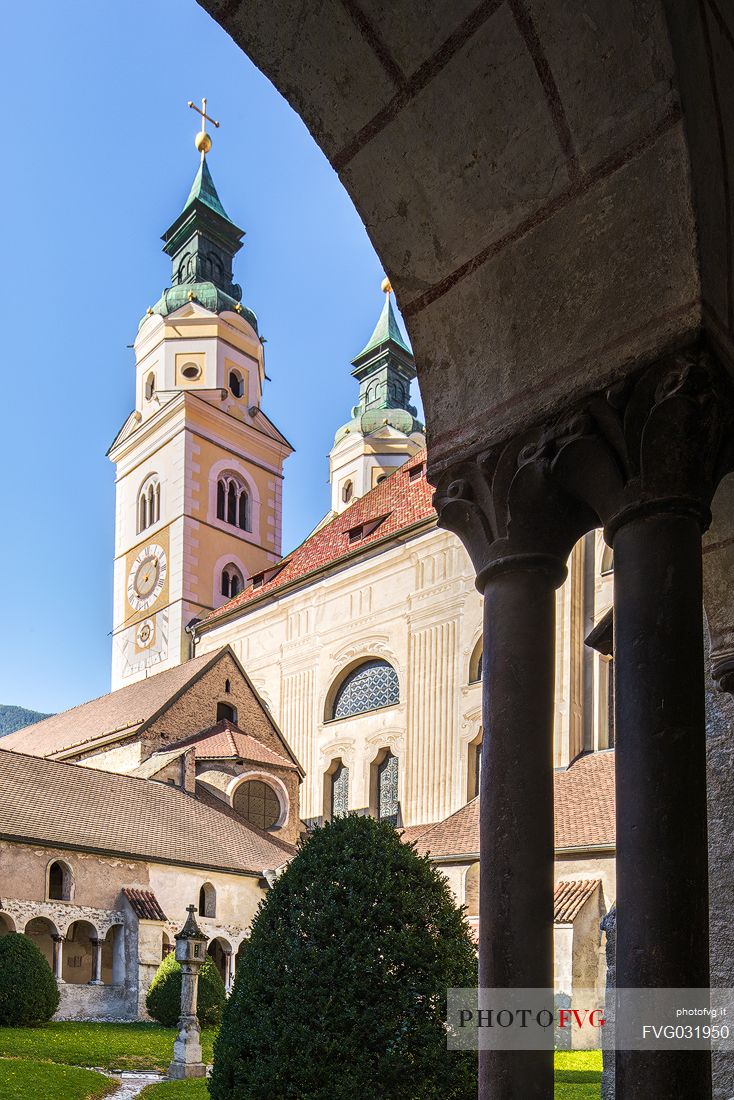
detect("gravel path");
top-left (103, 1071), bottom-right (165, 1098)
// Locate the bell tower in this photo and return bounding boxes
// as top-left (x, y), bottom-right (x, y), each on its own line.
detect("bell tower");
top-left (328, 279), bottom-right (425, 514)
top-left (109, 103), bottom-right (292, 688)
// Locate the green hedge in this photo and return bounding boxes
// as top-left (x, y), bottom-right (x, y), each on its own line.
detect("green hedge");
top-left (146, 954), bottom-right (225, 1029)
top-left (0, 934), bottom-right (60, 1026)
top-left (211, 814), bottom-right (478, 1100)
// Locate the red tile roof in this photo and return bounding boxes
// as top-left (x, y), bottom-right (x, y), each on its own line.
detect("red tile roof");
top-left (123, 888), bottom-right (167, 922)
top-left (168, 720), bottom-right (298, 770)
top-left (205, 451), bottom-right (434, 623)
top-left (411, 751), bottom-right (616, 858)
top-left (554, 879), bottom-right (601, 922)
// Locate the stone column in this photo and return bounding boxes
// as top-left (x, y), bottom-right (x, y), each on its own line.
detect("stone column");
top-left (223, 949), bottom-right (232, 993)
top-left (435, 452), bottom-right (588, 1100)
top-left (89, 938), bottom-right (104, 985)
top-left (479, 555), bottom-right (566, 1098)
top-left (612, 506), bottom-right (711, 1097)
top-left (169, 906), bottom-right (207, 1081)
top-left (52, 934), bottom-right (64, 983)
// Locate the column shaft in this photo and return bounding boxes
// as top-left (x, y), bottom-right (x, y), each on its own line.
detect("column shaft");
top-left (479, 565), bottom-right (558, 1100)
top-left (52, 935), bottom-right (64, 983)
top-left (613, 512), bottom-right (711, 1098)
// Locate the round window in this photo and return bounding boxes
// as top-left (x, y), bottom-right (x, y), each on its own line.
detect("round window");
top-left (181, 363), bottom-right (201, 380)
top-left (233, 779), bottom-right (281, 831)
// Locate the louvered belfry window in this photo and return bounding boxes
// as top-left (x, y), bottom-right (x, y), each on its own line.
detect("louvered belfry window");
top-left (331, 762), bottom-right (349, 818)
top-left (377, 751), bottom-right (399, 825)
top-left (332, 659), bottom-right (399, 720)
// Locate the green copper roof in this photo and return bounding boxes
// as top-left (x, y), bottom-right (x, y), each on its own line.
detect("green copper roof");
top-left (334, 407), bottom-right (424, 445)
top-left (183, 158), bottom-right (230, 220)
top-left (354, 294), bottom-right (412, 361)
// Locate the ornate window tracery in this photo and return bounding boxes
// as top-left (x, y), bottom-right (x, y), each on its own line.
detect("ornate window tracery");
top-left (332, 659), bottom-right (399, 720)
top-left (377, 751), bottom-right (399, 825)
top-left (331, 761), bottom-right (349, 819)
top-left (221, 564), bottom-right (244, 599)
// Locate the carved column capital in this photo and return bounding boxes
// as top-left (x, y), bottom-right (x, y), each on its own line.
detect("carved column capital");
top-left (433, 345), bottom-right (734, 581)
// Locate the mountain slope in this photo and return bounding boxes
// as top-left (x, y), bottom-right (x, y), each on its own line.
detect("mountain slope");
top-left (0, 705), bottom-right (52, 737)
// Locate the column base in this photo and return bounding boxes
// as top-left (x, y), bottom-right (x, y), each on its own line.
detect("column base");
top-left (88, 979), bottom-right (104, 986)
top-left (168, 1062), bottom-right (207, 1080)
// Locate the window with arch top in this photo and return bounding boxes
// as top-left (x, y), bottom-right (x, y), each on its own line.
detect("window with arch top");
top-left (233, 779), bottom-right (281, 831)
top-left (229, 370), bottom-right (245, 399)
top-left (221, 563), bottom-right (244, 599)
top-left (216, 474), bottom-right (250, 531)
top-left (377, 751), bottom-right (399, 824)
top-left (145, 372), bottom-right (155, 401)
top-left (138, 476), bottom-right (160, 533)
top-left (332, 659), bottom-right (399, 720)
top-left (330, 761), bottom-right (349, 819)
top-left (48, 860), bottom-right (73, 901)
top-left (198, 882), bottom-right (216, 918)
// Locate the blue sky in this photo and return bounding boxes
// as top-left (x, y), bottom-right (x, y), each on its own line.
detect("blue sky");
top-left (2, 0), bottom-right (420, 714)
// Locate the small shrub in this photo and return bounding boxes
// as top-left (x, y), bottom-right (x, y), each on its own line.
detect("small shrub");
top-left (0, 933), bottom-right (60, 1025)
top-left (211, 814), bottom-right (478, 1100)
top-left (146, 954), bottom-right (225, 1029)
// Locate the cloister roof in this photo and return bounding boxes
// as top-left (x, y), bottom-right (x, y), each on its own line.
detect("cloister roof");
top-left (0, 748), bottom-right (294, 876)
top-left (553, 879), bottom-right (602, 923)
top-left (204, 451), bottom-right (434, 625)
top-left (407, 750), bottom-right (616, 858)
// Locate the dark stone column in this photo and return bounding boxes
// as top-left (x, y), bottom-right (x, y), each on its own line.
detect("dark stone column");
top-left (434, 452), bottom-right (589, 1100)
top-left (612, 507), bottom-right (711, 1097)
top-left (479, 556), bottom-right (565, 1099)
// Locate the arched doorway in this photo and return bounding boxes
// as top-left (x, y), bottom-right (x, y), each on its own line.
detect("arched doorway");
top-left (207, 937), bottom-right (232, 988)
top-left (0, 913), bottom-right (15, 937)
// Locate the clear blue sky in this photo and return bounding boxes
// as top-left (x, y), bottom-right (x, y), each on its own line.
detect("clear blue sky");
top-left (2, 0), bottom-right (421, 714)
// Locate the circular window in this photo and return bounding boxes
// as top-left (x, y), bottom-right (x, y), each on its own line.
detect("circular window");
top-left (181, 362), bottom-right (201, 381)
top-left (233, 779), bottom-right (281, 831)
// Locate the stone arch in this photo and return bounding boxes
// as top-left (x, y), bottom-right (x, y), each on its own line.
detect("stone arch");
top-left (102, 924), bottom-right (125, 986)
top-left (0, 913), bottom-right (15, 936)
top-left (207, 935), bottom-right (233, 986)
top-left (63, 920), bottom-right (99, 984)
top-left (24, 916), bottom-right (58, 971)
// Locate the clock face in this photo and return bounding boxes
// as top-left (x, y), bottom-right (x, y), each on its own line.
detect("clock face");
top-left (127, 544), bottom-right (167, 611)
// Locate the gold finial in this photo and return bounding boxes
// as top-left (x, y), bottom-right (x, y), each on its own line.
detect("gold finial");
top-left (381, 276), bottom-right (392, 295)
top-left (188, 97), bottom-right (220, 160)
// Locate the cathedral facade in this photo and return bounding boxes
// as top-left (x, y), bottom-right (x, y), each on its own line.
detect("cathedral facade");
top-left (1, 133), bottom-right (615, 1030)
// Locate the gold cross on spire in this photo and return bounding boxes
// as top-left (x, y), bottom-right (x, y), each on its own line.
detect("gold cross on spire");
top-left (187, 97), bottom-right (220, 159)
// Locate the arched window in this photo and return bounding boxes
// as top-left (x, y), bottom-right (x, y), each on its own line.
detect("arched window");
top-left (198, 883), bottom-right (216, 918)
top-left (221, 564), bottom-right (244, 599)
top-left (342, 480), bottom-right (353, 504)
top-left (233, 779), bottom-right (281, 831)
top-left (48, 860), bottom-right (73, 901)
top-left (331, 659), bottom-right (399, 720)
top-left (217, 702), bottom-right (237, 723)
top-left (468, 731), bottom-right (483, 800)
top-left (331, 761), bottom-right (349, 819)
top-left (145, 372), bottom-right (155, 400)
top-left (377, 751), bottom-right (399, 825)
top-left (229, 370), bottom-right (244, 398)
top-left (469, 638), bottom-right (483, 684)
top-left (217, 475), bottom-right (250, 532)
top-left (137, 476), bottom-right (160, 532)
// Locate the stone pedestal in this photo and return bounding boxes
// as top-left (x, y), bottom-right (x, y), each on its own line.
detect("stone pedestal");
top-left (169, 1010), bottom-right (206, 1079)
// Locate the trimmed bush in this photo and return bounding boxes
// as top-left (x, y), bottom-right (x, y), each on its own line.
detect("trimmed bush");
top-left (146, 953), bottom-right (225, 1029)
top-left (0, 933), bottom-right (60, 1025)
top-left (210, 814), bottom-right (478, 1100)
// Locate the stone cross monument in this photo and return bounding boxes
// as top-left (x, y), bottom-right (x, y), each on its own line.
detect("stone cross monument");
top-left (168, 905), bottom-right (208, 1080)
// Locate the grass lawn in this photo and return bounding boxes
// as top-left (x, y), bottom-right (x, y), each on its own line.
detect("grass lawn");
top-left (0, 1022), bottom-right (216, 1073)
top-left (139, 1081), bottom-right (210, 1099)
top-left (555, 1049), bottom-right (602, 1097)
top-left (0, 1057), bottom-right (115, 1100)
top-left (0, 1025), bottom-right (601, 1098)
